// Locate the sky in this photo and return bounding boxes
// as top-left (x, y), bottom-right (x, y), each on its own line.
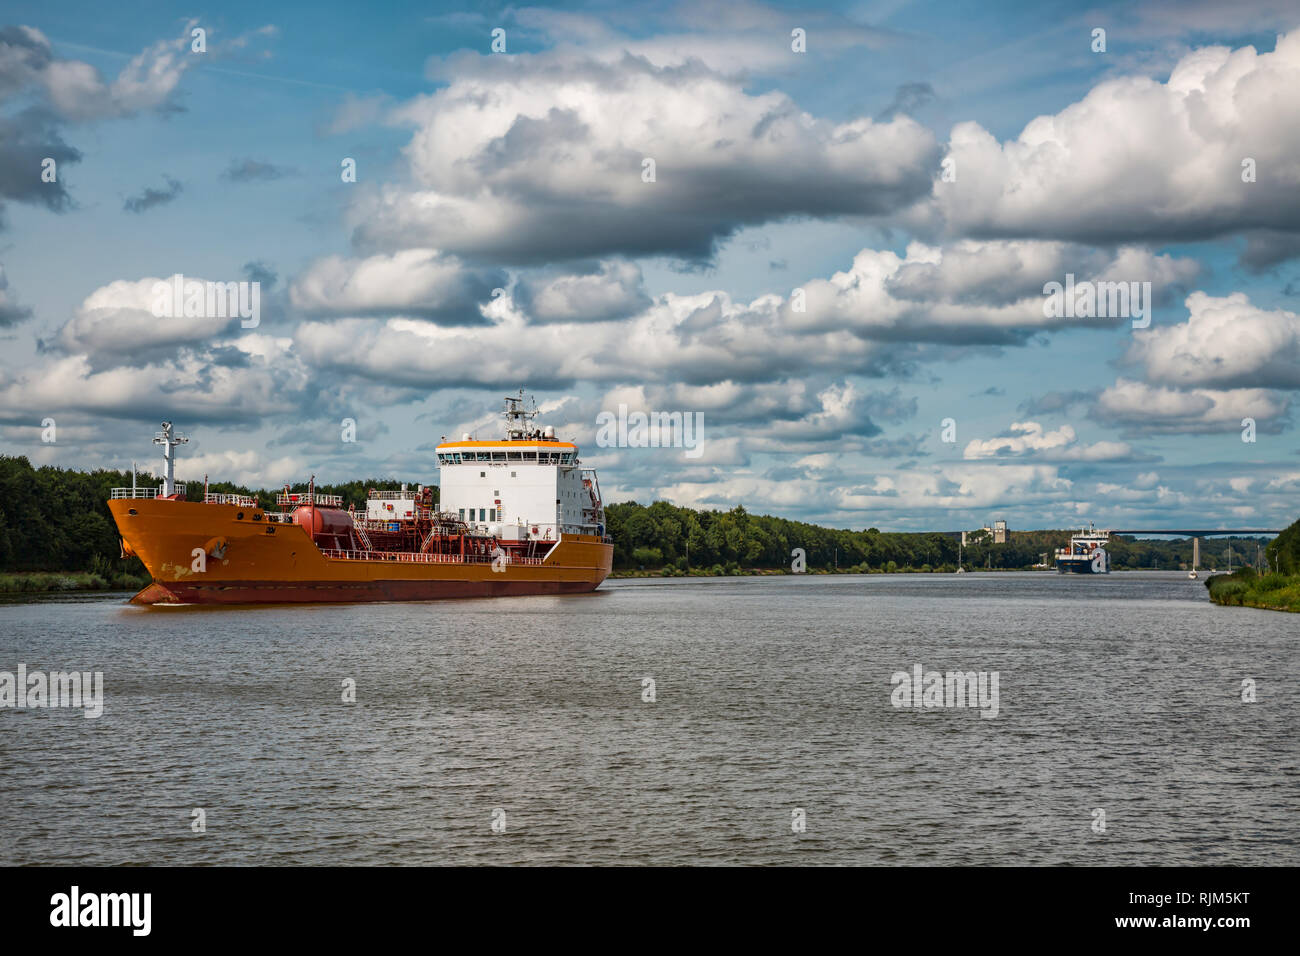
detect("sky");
top-left (1, 0), bottom-right (1298, 532)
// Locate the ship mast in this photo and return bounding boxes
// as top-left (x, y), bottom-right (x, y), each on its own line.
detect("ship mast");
top-left (503, 388), bottom-right (540, 440)
top-left (153, 421), bottom-right (188, 497)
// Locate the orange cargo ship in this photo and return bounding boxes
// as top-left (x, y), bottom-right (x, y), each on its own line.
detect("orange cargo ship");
top-left (108, 394), bottom-right (613, 605)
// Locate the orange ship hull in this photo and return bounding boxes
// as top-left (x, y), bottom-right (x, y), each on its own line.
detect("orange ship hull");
top-left (108, 498), bottom-right (613, 605)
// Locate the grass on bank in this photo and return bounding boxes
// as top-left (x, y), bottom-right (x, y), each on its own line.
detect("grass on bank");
top-left (0, 571), bottom-right (150, 593)
top-left (1205, 568), bottom-right (1300, 613)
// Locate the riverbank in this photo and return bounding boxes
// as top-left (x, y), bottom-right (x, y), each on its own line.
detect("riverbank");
top-left (1205, 569), bottom-right (1300, 612)
top-left (0, 571), bottom-right (149, 594)
top-left (610, 564), bottom-right (1055, 578)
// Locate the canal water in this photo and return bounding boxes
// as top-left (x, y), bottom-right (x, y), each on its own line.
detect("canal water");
top-left (1, 572), bottom-right (1295, 865)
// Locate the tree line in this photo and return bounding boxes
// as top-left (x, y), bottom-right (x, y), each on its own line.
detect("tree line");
top-left (0, 455), bottom-right (1286, 576)
top-left (0, 456), bottom-right (419, 574)
top-left (604, 500), bottom-right (1279, 573)
top-left (1268, 516), bottom-right (1300, 574)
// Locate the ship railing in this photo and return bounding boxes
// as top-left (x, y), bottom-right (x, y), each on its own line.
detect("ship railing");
top-left (204, 493), bottom-right (258, 507)
top-left (355, 515), bottom-right (426, 529)
top-left (111, 487), bottom-right (162, 499)
top-left (352, 511), bottom-right (459, 528)
top-left (276, 492), bottom-right (344, 507)
top-left (111, 484), bottom-right (186, 499)
top-left (368, 489), bottom-right (420, 500)
top-left (320, 548), bottom-right (544, 566)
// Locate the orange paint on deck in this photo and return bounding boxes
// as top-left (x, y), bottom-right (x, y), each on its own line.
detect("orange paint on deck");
top-left (434, 440), bottom-right (577, 449)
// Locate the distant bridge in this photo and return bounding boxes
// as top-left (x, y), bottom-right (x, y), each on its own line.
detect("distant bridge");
top-left (1110, 529), bottom-right (1282, 537)
top-left (938, 528), bottom-right (1282, 539)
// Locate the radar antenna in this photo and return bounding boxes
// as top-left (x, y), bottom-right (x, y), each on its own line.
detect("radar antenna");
top-left (503, 388), bottom-right (541, 440)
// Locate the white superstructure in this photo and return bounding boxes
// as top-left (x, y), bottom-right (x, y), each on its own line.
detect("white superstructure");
top-left (365, 486), bottom-right (423, 521)
top-left (435, 392), bottom-right (605, 541)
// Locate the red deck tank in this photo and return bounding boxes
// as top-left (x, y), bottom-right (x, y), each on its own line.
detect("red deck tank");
top-left (292, 505), bottom-right (357, 550)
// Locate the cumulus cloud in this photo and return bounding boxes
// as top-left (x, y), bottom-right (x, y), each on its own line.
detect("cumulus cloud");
top-left (595, 380), bottom-right (819, 427)
top-left (350, 51), bottom-right (939, 262)
top-left (763, 382), bottom-right (884, 441)
top-left (513, 260), bottom-right (649, 323)
top-left (963, 421), bottom-right (1140, 462)
top-left (289, 239), bottom-right (1200, 392)
top-left (293, 285), bottom-right (880, 391)
top-left (289, 249), bottom-right (504, 323)
top-left (781, 240), bottom-right (1197, 342)
top-left (1122, 291), bottom-right (1300, 390)
top-left (177, 448), bottom-right (303, 486)
top-left (656, 461), bottom-right (1074, 521)
top-left (594, 380), bottom-right (898, 453)
top-left (0, 342), bottom-right (308, 426)
top-left (1092, 378), bottom-right (1289, 435)
top-left (583, 379), bottom-right (914, 448)
top-left (10, 24), bottom-right (194, 122)
top-left (54, 277), bottom-right (247, 363)
top-left (1265, 472), bottom-right (1300, 493)
top-left (931, 32), bottom-right (1300, 255)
